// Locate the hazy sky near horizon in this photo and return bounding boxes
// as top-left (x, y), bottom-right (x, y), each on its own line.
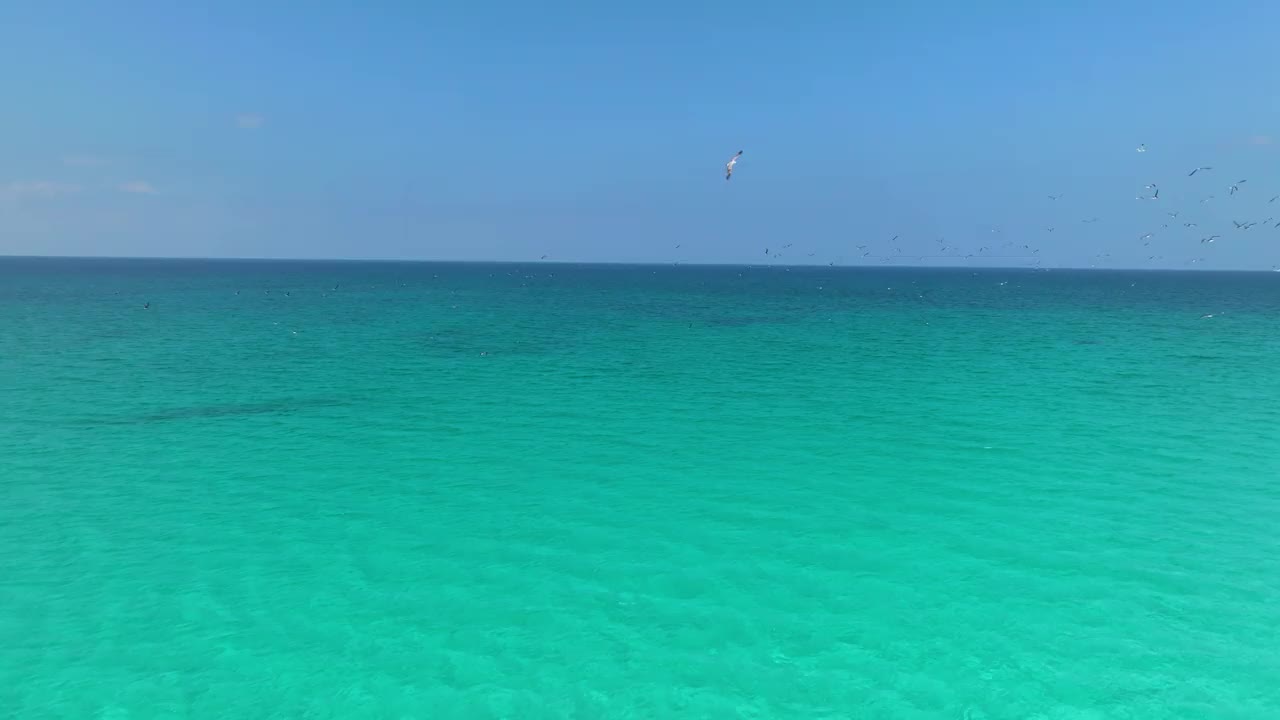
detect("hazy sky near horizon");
top-left (2, 1), bottom-right (1279, 269)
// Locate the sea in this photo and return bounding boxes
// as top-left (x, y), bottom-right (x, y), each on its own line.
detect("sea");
top-left (2, 256), bottom-right (1279, 719)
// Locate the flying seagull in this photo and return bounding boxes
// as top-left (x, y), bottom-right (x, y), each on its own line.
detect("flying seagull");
top-left (1048, 194), bottom-right (1062, 200)
top-left (725, 151), bottom-right (743, 181)
top-left (1229, 180), bottom-right (1246, 195)
top-left (1271, 195), bottom-right (1279, 204)
top-left (1188, 166), bottom-right (1212, 176)
top-left (1202, 235), bottom-right (1220, 243)
top-left (1136, 144), bottom-right (1147, 153)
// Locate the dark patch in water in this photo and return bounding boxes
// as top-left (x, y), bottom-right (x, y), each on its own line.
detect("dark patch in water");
top-left (87, 397), bottom-right (345, 426)
top-left (413, 328), bottom-right (565, 357)
top-left (1073, 339), bottom-right (1103, 345)
top-left (705, 315), bottom-right (791, 327)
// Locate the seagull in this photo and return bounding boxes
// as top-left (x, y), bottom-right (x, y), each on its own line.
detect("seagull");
top-left (1188, 166), bottom-right (1212, 176)
top-left (1048, 194), bottom-right (1062, 200)
top-left (1202, 235), bottom-right (1220, 243)
top-left (1136, 144), bottom-right (1147, 153)
top-left (1082, 217), bottom-right (1099, 223)
top-left (143, 302), bottom-right (150, 310)
top-left (1184, 222), bottom-right (1198, 228)
top-left (1229, 181), bottom-right (1246, 195)
top-left (1200, 196), bottom-right (1215, 203)
top-left (725, 150), bottom-right (743, 181)
top-left (1166, 211), bottom-right (1179, 218)
top-left (1271, 196), bottom-right (1279, 204)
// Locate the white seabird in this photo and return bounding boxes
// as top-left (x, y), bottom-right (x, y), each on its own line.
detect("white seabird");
top-left (725, 151), bottom-right (743, 181)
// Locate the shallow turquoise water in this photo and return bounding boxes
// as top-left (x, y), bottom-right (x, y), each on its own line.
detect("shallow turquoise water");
top-left (3, 258), bottom-right (1280, 718)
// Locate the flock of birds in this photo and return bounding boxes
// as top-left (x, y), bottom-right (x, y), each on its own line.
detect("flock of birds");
top-left (702, 147), bottom-right (1280, 272)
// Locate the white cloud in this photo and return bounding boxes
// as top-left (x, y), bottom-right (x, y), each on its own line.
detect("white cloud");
top-left (235, 113), bottom-right (265, 129)
top-left (4, 180), bottom-right (81, 197)
top-left (119, 181), bottom-right (158, 194)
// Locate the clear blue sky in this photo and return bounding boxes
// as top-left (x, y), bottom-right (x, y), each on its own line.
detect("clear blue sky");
top-left (2, 1), bottom-right (1278, 269)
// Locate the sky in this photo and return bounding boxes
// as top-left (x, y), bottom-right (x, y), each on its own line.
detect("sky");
top-left (2, 0), bottom-right (1279, 269)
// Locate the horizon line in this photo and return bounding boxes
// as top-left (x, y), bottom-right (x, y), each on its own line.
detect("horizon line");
top-left (0, 253), bottom-right (1274, 274)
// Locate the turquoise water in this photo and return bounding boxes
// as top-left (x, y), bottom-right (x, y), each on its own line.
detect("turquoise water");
top-left (3, 257), bottom-right (1280, 719)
